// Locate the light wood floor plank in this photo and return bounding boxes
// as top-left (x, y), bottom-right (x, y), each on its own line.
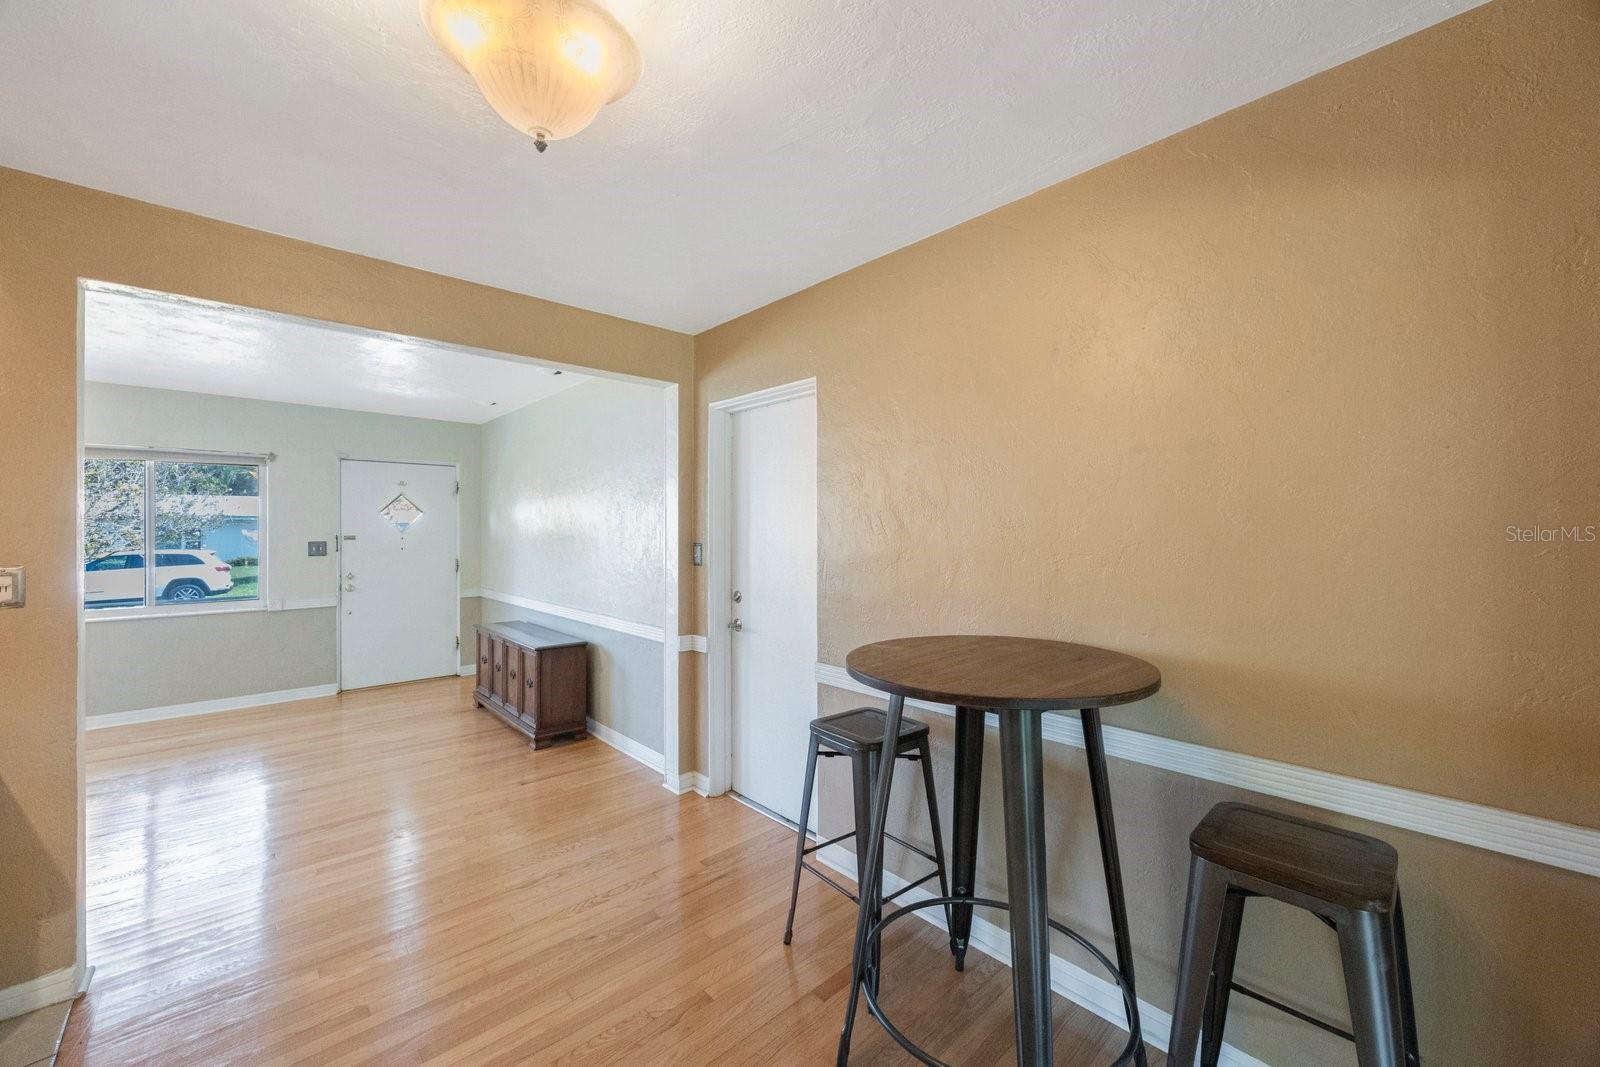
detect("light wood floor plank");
top-left (59, 677), bottom-right (1155, 1065)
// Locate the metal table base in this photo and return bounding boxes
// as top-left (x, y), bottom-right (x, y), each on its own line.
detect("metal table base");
top-left (859, 895), bottom-right (1141, 1066)
top-left (836, 695), bottom-right (1150, 1066)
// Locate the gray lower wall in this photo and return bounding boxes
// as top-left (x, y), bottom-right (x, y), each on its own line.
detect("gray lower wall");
top-left (86, 608), bottom-right (337, 715)
top-left (472, 596), bottom-right (663, 755)
top-left (458, 594), bottom-right (482, 671)
top-left (87, 596), bottom-right (481, 717)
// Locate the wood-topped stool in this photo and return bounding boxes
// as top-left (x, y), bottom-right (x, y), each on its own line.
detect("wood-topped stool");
top-left (1167, 802), bottom-right (1421, 1067)
top-left (782, 708), bottom-right (953, 991)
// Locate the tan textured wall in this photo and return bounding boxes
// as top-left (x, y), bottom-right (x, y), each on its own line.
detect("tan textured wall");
top-left (0, 168), bottom-right (694, 991)
top-left (695, 0), bottom-right (1599, 1061)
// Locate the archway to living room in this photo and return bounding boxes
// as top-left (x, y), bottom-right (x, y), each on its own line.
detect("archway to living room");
top-left (70, 278), bottom-right (686, 1023)
top-left (78, 280), bottom-right (680, 752)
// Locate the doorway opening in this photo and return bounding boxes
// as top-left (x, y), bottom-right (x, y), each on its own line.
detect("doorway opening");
top-left (76, 280), bottom-right (682, 774)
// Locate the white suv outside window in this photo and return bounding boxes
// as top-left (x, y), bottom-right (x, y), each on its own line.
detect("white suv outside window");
top-left (85, 549), bottom-right (235, 605)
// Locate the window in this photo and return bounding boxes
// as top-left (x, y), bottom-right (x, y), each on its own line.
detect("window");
top-left (84, 451), bottom-right (264, 612)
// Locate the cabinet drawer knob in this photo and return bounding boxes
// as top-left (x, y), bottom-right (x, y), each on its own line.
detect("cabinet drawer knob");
top-left (509, 669), bottom-right (516, 680)
top-left (494, 663), bottom-right (501, 672)
top-left (526, 677), bottom-right (535, 689)
top-left (481, 655), bottom-right (488, 664)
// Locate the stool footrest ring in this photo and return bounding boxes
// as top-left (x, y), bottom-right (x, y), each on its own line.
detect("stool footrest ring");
top-left (857, 896), bottom-right (1140, 1067)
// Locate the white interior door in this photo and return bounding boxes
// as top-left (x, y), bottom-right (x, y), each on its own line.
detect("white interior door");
top-left (729, 392), bottom-right (818, 825)
top-left (339, 459), bottom-right (459, 690)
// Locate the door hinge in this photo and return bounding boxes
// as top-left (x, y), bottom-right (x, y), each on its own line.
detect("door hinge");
top-left (455, 480), bottom-right (460, 496)
top-left (455, 558), bottom-right (460, 573)
top-left (455, 635), bottom-right (461, 649)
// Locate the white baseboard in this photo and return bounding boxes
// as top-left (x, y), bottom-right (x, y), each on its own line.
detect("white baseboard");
top-left (815, 846), bottom-right (1270, 1067)
top-left (0, 962), bottom-right (89, 1022)
top-left (816, 662), bottom-right (1600, 880)
top-left (585, 716), bottom-right (665, 774)
top-left (85, 684), bottom-right (338, 730)
top-left (664, 770), bottom-right (710, 796)
top-left (457, 663), bottom-right (476, 677)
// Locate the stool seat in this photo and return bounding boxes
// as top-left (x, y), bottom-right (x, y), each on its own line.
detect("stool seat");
top-left (812, 707), bottom-right (929, 752)
top-left (1192, 802), bottom-right (1398, 912)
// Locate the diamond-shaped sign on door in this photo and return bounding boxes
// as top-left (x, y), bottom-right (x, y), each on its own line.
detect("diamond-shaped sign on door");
top-left (380, 493), bottom-right (423, 534)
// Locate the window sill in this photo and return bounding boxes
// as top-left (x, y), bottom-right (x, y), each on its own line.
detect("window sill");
top-left (86, 602), bottom-right (267, 623)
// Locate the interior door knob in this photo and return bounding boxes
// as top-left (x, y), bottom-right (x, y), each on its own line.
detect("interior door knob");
top-left (728, 617), bottom-right (743, 631)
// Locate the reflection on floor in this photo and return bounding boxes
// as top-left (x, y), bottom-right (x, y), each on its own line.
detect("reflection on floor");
top-left (60, 677), bottom-right (1150, 1064)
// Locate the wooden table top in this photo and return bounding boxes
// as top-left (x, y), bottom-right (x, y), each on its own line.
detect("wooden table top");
top-left (845, 635), bottom-right (1161, 711)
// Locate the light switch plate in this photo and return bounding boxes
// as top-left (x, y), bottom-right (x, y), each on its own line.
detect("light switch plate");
top-left (0, 566), bottom-right (24, 608)
top-left (307, 541), bottom-right (328, 557)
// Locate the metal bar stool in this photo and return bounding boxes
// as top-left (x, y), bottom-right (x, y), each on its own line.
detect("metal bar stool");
top-left (783, 707), bottom-right (953, 988)
top-left (1168, 802), bottom-right (1421, 1067)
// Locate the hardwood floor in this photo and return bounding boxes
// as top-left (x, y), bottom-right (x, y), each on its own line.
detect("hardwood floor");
top-left (61, 677), bottom-right (1147, 1065)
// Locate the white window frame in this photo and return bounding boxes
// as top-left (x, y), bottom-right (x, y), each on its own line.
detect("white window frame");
top-left (83, 446), bottom-right (270, 620)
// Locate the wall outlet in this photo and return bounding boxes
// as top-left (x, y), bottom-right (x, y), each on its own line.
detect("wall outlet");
top-left (0, 566), bottom-right (24, 608)
top-left (307, 541), bottom-right (328, 557)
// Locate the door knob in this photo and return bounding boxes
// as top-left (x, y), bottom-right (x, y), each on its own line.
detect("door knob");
top-left (728, 617), bottom-right (743, 631)
top-left (344, 582), bottom-right (355, 592)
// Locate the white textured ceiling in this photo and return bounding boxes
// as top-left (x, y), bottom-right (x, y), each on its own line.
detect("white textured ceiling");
top-left (2, 1), bottom-right (1484, 333)
top-left (84, 283), bottom-right (589, 424)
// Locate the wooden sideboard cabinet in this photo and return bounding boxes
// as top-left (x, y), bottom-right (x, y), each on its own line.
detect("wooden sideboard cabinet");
top-left (473, 621), bottom-right (589, 748)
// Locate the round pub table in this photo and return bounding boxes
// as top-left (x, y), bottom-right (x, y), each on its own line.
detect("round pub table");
top-left (836, 636), bottom-right (1161, 1067)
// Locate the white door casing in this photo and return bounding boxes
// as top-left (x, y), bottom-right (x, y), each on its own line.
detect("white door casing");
top-left (725, 388), bottom-right (818, 823)
top-left (338, 459), bottom-right (459, 690)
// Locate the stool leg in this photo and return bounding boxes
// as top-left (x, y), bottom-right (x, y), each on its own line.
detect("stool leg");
top-left (1201, 890), bottom-right (1245, 1067)
top-left (836, 694), bottom-right (905, 1066)
top-left (850, 747), bottom-right (882, 995)
top-left (999, 708), bottom-right (1053, 1066)
top-left (1168, 856), bottom-right (1232, 1067)
top-left (1338, 908), bottom-right (1409, 1067)
top-left (949, 705), bottom-right (985, 971)
top-left (783, 739), bottom-right (821, 945)
top-left (1082, 707), bottom-right (1149, 1067)
top-left (916, 736), bottom-right (954, 935)
top-left (1393, 893), bottom-right (1421, 1066)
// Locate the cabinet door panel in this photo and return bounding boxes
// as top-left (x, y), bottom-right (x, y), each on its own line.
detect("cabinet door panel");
top-left (492, 638), bottom-right (508, 704)
top-left (519, 648), bottom-right (541, 726)
top-left (475, 631), bottom-right (493, 695)
top-left (503, 643), bottom-right (523, 715)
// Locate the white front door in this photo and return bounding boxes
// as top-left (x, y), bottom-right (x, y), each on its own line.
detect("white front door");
top-left (729, 391), bottom-right (818, 825)
top-left (338, 459), bottom-right (459, 690)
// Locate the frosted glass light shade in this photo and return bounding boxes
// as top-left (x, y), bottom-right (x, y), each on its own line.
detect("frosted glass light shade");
top-left (421, 0), bottom-right (641, 150)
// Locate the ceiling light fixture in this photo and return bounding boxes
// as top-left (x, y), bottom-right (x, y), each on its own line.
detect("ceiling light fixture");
top-left (421, 0), bottom-right (641, 153)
